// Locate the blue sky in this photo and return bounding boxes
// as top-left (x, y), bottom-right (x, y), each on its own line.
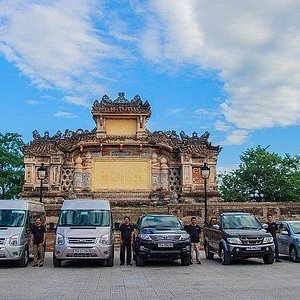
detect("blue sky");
top-left (0, 0), bottom-right (300, 172)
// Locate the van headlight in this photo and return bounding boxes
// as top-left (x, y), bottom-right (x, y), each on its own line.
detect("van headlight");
top-left (139, 234), bottom-right (151, 240)
top-left (9, 234), bottom-right (20, 246)
top-left (263, 237), bottom-right (273, 244)
top-left (227, 237), bottom-right (242, 244)
top-left (99, 233), bottom-right (109, 245)
top-left (179, 233), bottom-right (190, 241)
top-left (56, 233), bottom-right (65, 245)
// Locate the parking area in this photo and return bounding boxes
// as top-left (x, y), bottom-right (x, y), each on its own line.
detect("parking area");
top-left (0, 251), bottom-right (299, 300)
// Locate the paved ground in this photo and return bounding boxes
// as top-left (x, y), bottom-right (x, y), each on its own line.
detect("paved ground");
top-left (0, 251), bottom-right (299, 300)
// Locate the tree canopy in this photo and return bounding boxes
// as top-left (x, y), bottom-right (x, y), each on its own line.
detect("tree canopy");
top-left (219, 146), bottom-right (300, 202)
top-left (0, 133), bottom-right (25, 199)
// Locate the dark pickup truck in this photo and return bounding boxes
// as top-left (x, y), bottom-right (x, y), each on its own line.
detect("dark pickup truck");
top-left (133, 214), bottom-right (191, 266)
top-left (203, 212), bottom-right (275, 265)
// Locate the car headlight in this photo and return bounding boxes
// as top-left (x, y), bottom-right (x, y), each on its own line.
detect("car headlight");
top-left (99, 233), bottom-right (109, 245)
top-left (139, 234), bottom-right (151, 240)
top-left (56, 233), bottom-right (65, 245)
top-left (179, 233), bottom-right (190, 241)
top-left (227, 237), bottom-right (242, 244)
top-left (9, 234), bottom-right (20, 246)
top-left (263, 237), bottom-right (273, 244)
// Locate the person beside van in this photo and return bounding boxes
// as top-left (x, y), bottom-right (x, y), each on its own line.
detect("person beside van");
top-left (119, 216), bottom-right (134, 266)
top-left (31, 217), bottom-right (46, 267)
top-left (185, 217), bottom-right (201, 264)
top-left (266, 213), bottom-right (282, 262)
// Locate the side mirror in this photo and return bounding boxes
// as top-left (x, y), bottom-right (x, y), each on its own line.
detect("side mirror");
top-left (212, 224), bottom-right (220, 230)
top-left (132, 224), bottom-right (138, 230)
top-left (262, 223), bottom-right (268, 229)
top-left (114, 222), bottom-right (120, 231)
top-left (281, 230), bottom-right (289, 235)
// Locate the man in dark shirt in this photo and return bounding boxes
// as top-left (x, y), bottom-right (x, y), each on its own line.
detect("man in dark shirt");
top-left (185, 217), bottom-right (201, 264)
top-left (31, 217), bottom-right (46, 267)
top-left (266, 213), bottom-right (281, 262)
top-left (119, 216), bottom-right (134, 266)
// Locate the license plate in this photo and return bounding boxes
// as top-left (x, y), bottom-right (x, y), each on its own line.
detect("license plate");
top-left (74, 249), bottom-right (90, 254)
top-left (158, 243), bottom-right (173, 248)
top-left (246, 246), bottom-right (261, 251)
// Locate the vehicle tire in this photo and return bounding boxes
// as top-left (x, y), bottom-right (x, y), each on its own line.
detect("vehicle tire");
top-left (220, 247), bottom-right (231, 265)
top-left (205, 243), bottom-right (214, 260)
top-left (106, 249), bottom-right (114, 267)
top-left (181, 254), bottom-right (191, 266)
top-left (263, 252), bottom-right (274, 264)
top-left (53, 252), bottom-right (62, 267)
top-left (135, 254), bottom-right (144, 267)
top-left (290, 246), bottom-right (300, 263)
top-left (18, 248), bottom-right (29, 267)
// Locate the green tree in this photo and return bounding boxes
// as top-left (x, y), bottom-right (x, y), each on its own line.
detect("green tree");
top-left (219, 146), bottom-right (300, 202)
top-left (0, 133), bottom-right (24, 199)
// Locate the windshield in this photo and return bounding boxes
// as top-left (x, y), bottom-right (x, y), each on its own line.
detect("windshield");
top-left (223, 215), bottom-right (262, 230)
top-left (0, 209), bottom-right (26, 227)
top-left (140, 216), bottom-right (182, 229)
top-left (290, 222), bottom-right (300, 234)
top-left (58, 210), bottom-right (110, 227)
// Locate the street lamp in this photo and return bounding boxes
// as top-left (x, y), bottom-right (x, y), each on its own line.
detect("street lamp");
top-left (37, 163), bottom-right (47, 203)
top-left (250, 190), bottom-right (264, 202)
top-left (201, 162), bottom-right (210, 226)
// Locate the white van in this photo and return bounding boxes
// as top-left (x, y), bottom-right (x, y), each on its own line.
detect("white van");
top-left (53, 199), bottom-right (114, 267)
top-left (0, 199), bottom-right (46, 267)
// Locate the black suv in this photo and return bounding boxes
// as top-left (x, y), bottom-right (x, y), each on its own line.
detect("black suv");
top-left (133, 214), bottom-right (191, 266)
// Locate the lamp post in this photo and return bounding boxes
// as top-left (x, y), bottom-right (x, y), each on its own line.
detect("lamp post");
top-left (201, 162), bottom-right (210, 226)
top-left (37, 163), bottom-right (47, 203)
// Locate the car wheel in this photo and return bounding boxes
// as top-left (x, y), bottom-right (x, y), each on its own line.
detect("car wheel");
top-left (205, 243), bottom-right (214, 260)
top-left (290, 246), bottom-right (300, 263)
top-left (263, 252), bottom-right (274, 264)
top-left (220, 247), bottom-right (231, 265)
top-left (181, 254), bottom-right (191, 266)
top-left (18, 248), bottom-right (29, 267)
top-left (53, 252), bottom-right (62, 267)
top-left (135, 254), bottom-right (144, 267)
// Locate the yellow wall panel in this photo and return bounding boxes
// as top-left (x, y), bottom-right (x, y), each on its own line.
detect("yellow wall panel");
top-left (92, 158), bottom-right (151, 191)
top-left (105, 119), bottom-right (136, 135)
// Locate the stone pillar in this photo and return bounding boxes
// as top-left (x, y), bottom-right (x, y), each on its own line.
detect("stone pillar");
top-left (181, 154), bottom-right (192, 193)
top-left (83, 152), bottom-right (92, 191)
top-left (151, 153), bottom-right (161, 190)
top-left (160, 156), bottom-right (169, 191)
top-left (73, 156), bottom-right (83, 192)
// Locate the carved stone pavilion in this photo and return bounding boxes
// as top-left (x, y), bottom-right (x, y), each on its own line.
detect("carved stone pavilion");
top-left (22, 92), bottom-right (222, 215)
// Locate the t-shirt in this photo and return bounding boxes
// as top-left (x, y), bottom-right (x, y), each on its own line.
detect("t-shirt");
top-left (119, 223), bottom-right (134, 243)
top-left (185, 224), bottom-right (201, 243)
top-left (31, 225), bottom-right (46, 244)
top-left (266, 222), bottom-right (278, 239)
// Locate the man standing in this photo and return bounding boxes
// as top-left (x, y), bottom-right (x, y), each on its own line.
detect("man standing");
top-left (119, 216), bottom-right (134, 266)
top-left (266, 213), bottom-right (282, 262)
top-left (185, 217), bottom-right (201, 264)
top-left (31, 217), bottom-right (46, 267)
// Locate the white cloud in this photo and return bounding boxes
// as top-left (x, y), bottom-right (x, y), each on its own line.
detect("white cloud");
top-left (54, 111), bottom-right (78, 118)
top-left (215, 120), bottom-right (231, 132)
top-left (62, 95), bottom-right (91, 107)
top-left (0, 0), bottom-right (123, 95)
top-left (167, 108), bottom-right (186, 115)
top-left (25, 99), bottom-right (40, 105)
top-left (139, 0), bottom-right (300, 141)
top-left (222, 129), bottom-right (249, 145)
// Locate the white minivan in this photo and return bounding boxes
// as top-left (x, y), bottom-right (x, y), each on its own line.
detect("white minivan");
top-left (53, 199), bottom-right (114, 267)
top-left (0, 199), bottom-right (46, 267)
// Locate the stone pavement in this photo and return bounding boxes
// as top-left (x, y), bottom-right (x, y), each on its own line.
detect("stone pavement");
top-left (0, 251), bottom-right (299, 300)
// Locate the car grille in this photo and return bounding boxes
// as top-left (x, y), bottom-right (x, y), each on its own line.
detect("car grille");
top-left (150, 234), bottom-right (181, 242)
top-left (67, 238), bottom-right (96, 244)
top-left (0, 238), bottom-right (5, 245)
top-left (240, 237), bottom-right (263, 245)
